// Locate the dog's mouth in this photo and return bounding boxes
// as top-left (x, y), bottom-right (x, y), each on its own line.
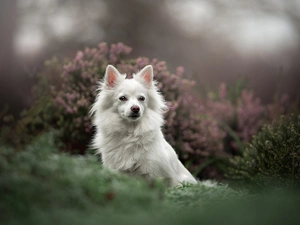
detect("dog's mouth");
top-left (128, 113), bottom-right (140, 120)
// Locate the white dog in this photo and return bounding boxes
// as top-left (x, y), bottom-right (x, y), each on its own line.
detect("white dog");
top-left (90, 65), bottom-right (197, 186)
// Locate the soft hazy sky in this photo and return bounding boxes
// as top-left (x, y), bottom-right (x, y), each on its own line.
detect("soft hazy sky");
top-left (169, 1), bottom-right (298, 56)
top-left (15, 0), bottom-right (299, 57)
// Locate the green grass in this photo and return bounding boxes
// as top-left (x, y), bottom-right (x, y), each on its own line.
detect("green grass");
top-left (1, 132), bottom-right (300, 225)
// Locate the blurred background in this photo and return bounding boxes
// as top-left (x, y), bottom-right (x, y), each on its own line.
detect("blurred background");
top-left (1, 0), bottom-right (299, 114)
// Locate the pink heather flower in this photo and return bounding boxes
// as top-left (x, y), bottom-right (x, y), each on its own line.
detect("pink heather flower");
top-left (66, 107), bottom-right (73, 114)
top-left (81, 72), bottom-right (89, 79)
top-left (74, 51), bottom-right (84, 62)
top-left (109, 54), bottom-right (117, 64)
top-left (98, 42), bottom-right (108, 54)
top-left (176, 66), bottom-right (185, 77)
top-left (136, 57), bottom-right (150, 69)
top-left (219, 83), bottom-right (227, 100)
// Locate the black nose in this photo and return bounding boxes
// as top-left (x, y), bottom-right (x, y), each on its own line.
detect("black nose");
top-left (131, 105), bottom-right (140, 113)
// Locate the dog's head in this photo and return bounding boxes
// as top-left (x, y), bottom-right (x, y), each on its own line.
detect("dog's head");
top-left (102, 65), bottom-right (155, 122)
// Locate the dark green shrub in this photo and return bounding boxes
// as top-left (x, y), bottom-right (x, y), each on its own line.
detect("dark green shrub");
top-left (226, 115), bottom-right (300, 189)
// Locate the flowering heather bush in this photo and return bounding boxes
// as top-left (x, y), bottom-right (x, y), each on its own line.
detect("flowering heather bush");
top-left (19, 43), bottom-right (209, 156)
top-left (187, 81), bottom-right (293, 178)
top-left (15, 42), bottom-right (294, 179)
top-left (202, 83), bottom-right (292, 147)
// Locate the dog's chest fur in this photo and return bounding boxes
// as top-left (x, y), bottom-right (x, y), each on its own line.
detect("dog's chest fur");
top-left (100, 129), bottom-right (158, 174)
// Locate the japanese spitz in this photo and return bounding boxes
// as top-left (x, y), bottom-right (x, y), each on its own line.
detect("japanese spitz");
top-left (90, 65), bottom-right (197, 186)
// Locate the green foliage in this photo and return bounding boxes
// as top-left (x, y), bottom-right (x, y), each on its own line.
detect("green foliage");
top-left (227, 78), bottom-right (248, 105)
top-left (0, 105), bottom-right (14, 145)
top-left (0, 132), bottom-right (164, 220)
top-left (166, 181), bottom-right (247, 209)
top-left (1, 133), bottom-right (300, 225)
top-left (226, 114), bottom-right (300, 189)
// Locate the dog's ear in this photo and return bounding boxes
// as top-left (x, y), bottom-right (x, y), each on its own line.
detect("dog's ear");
top-left (104, 65), bottom-right (120, 87)
top-left (139, 65), bottom-right (153, 85)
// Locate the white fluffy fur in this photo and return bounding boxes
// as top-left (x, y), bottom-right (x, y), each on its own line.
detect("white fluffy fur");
top-left (90, 65), bottom-right (197, 186)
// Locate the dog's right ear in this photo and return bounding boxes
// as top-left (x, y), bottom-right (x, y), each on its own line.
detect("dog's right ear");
top-left (138, 65), bottom-right (154, 86)
top-left (104, 65), bottom-right (120, 87)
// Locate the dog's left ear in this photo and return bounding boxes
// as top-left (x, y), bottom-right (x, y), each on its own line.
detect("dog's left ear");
top-left (139, 65), bottom-right (153, 86)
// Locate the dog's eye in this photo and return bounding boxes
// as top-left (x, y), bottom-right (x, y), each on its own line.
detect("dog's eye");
top-left (138, 96), bottom-right (145, 101)
top-left (119, 96), bottom-right (127, 101)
